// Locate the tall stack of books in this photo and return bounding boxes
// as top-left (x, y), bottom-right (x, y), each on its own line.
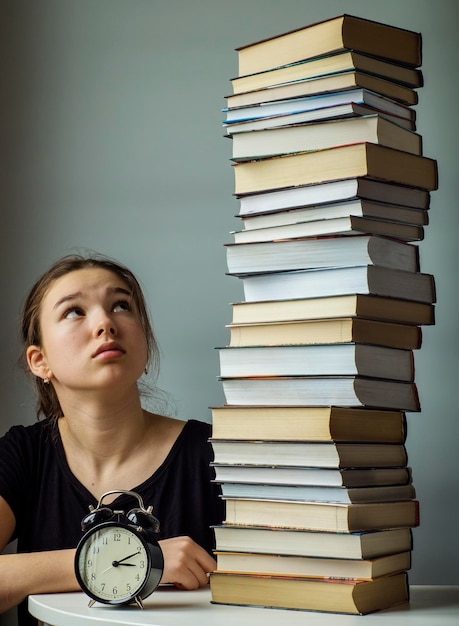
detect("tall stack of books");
top-left (209, 14), bottom-right (438, 615)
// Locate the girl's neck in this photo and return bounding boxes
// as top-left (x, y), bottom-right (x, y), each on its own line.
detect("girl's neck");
top-left (57, 388), bottom-right (149, 461)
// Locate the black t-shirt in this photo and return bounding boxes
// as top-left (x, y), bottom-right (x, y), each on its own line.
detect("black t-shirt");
top-left (0, 418), bottom-right (224, 625)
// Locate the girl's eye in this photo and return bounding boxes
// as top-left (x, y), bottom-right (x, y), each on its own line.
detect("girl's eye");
top-left (64, 307), bottom-right (84, 319)
top-left (113, 300), bottom-right (131, 313)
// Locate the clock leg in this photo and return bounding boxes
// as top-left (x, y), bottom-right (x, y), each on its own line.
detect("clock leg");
top-left (134, 596), bottom-right (144, 609)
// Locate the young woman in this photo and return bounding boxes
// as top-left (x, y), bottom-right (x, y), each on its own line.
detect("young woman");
top-left (0, 253), bottom-right (224, 625)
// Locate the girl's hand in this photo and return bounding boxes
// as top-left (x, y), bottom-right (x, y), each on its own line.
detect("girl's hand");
top-left (158, 536), bottom-right (216, 590)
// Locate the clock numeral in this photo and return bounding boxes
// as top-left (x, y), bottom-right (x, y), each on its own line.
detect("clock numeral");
top-left (126, 583), bottom-right (131, 592)
top-left (92, 546), bottom-right (100, 554)
top-left (102, 537), bottom-right (108, 545)
top-left (90, 573), bottom-right (96, 581)
top-left (113, 532), bottom-right (122, 542)
top-left (139, 560), bottom-right (145, 568)
top-left (101, 583), bottom-right (106, 591)
top-left (113, 586), bottom-right (118, 595)
top-left (87, 559), bottom-right (93, 567)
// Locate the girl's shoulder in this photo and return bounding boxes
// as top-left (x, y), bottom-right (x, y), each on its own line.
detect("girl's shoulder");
top-left (0, 419), bottom-right (54, 449)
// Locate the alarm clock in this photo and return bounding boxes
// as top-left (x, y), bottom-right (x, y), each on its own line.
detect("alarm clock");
top-left (75, 489), bottom-right (164, 608)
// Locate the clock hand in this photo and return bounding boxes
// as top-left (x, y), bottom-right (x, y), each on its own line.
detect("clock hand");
top-left (116, 551), bottom-right (141, 565)
top-left (101, 551), bottom-right (141, 573)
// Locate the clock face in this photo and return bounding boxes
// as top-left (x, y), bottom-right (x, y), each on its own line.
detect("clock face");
top-left (76, 523), bottom-right (151, 604)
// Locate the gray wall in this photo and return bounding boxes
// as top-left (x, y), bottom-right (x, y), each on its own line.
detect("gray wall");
top-left (0, 3), bottom-right (458, 615)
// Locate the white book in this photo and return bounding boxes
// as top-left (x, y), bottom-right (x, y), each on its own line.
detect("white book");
top-left (240, 199), bottom-right (428, 230)
top-left (220, 376), bottom-right (420, 411)
top-left (224, 88), bottom-right (414, 123)
top-left (226, 235), bottom-right (420, 275)
top-left (230, 114), bottom-right (422, 160)
top-left (237, 178), bottom-right (430, 215)
top-left (239, 266), bottom-right (435, 304)
top-left (218, 482), bottom-right (416, 504)
top-left (217, 344), bottom-right (414, 381)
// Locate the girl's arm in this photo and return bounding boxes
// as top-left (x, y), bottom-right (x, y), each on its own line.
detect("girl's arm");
top-left (0, 496), bottom-right (215, 614)
top-left (0, 496), bottom-right (79, 614)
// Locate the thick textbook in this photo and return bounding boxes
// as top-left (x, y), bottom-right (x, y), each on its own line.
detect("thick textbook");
top-left (210, 440), bottom-right (408, 468)
top-left (220, 376), bottom-right (420, 411)
top-left (213, 525), bottom-right (413, 559)
top-left (229, 294), bottom-right (435, 326)
top-left (239, 265), bottom-right (436, 305)
top-left (218, 343), bottom-right (415, 381)
top-left (233, 143), bottom-right (438, 195)
top-left (210, 570), bottom-right (410, 614)
top-left (222, 498), bottom-right (420, 532)
top-left (226, 234), bottom-right (420, 275)
top-left (236, 14), bottom-right (422, 75)
top-left (214, 550), bottom-right (411, 581)
top-left (237, 178), bottom-right (430, 215)
top-left (210, 405), bottom-right (408, 443)
top-left (227, 317), bottom-right (422, 350)
top-left (231, 114), bottom-right (422, 161)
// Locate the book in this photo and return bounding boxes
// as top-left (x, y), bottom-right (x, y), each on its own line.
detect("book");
top-left (226, 101), bottom-right (416, 133)
top-left (222, 498), bottom-right (420, 532)
top-left (210, 405), bottom-right (408, 443)
top-left (226, 70), bottom-right (419, 108)
top-left (240, 199), bottom-right (428, 228)
top-left (210, 440), bottom-right (408, 468)
top-left (233, 143), bottom-right (438, 195)
top-left (220, 376), bottom-right (420, 411)
top-left (214, 550), bottom-right (411, 581)
top-left (226, 234), bottom-right (420, 275)
top-left (212, 464), bottom-right (412, 488)
top-left (218, 343), bottom-right (415, 381)
top-left (231, 51), bottom-right (423, 95)
top-left (227, 317), bottom-right (422, 350)
top-left (239, 266), bottom-right (436, 305)
top-left (213, 525), bottom-right (413, 559)
top-left (224, 88), bottom-right (415, 125)
top-left (236, 15), bottom-right (422, 75)
top-left (237, 178), bottom-right (430, 215)
top-left (232, 215), bottom-right (424, 243)
top-left (230, 114), bottom-right (422, 161)
top-left (218, 482), bottom-right (416, 504)
top-left (229, 294), bottom-right (435, 326)
top-left (210, 570), bottom-right (410, 614)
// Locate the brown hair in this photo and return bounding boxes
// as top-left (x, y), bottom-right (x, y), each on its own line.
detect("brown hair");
top-left (19, 253), bottom-right (160, 422)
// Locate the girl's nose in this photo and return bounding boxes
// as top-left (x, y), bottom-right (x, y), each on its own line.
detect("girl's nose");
top-left (96, 314), bottom-right (117, 337)
top-left (97, 325), bottom-right (116, 337)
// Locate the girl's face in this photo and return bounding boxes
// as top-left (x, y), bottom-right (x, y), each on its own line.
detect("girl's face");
top-left (27, 267), bottom-right (149, 396)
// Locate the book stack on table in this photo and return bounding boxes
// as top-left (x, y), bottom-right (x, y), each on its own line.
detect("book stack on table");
top-left (210, 14), bottom-right (438, 615)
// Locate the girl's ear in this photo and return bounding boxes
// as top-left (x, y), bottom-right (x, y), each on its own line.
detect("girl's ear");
top-left (26, 345), bottom-right (51, 381)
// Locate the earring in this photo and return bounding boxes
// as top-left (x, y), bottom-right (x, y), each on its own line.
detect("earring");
top-left (43, 377), bottom-right (50, 384)
top-left (144, 368), bottom-right (148, 375)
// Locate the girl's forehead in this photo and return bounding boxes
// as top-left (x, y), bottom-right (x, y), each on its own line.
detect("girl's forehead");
top-left (42, 268), bottom-right (130, 307)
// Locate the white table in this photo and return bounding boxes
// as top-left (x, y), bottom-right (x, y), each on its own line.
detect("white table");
top-left (29, 586), bottom-right (459, 626)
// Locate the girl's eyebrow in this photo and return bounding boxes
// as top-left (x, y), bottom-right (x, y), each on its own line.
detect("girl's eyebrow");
top-left (53, 292), bottom-right (82, 310)
top-left (53, 286), bottom-right (132, 310)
